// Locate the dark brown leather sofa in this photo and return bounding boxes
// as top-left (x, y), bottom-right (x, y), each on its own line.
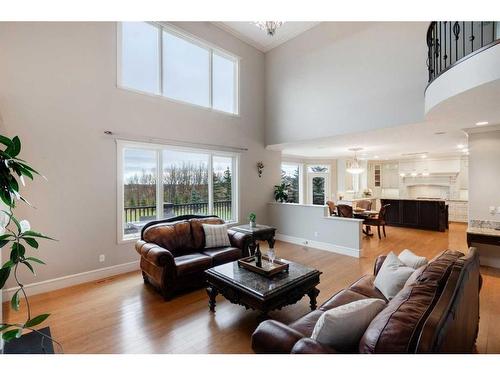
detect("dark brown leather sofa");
top-left (252, 248), bottom-right (481, 353)
top-left (136, 215), bottom-right (252, 300)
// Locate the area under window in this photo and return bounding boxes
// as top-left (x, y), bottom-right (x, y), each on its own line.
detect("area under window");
top-left (281, 163), bottom-right (302, 204)
top-left (118, 22), bottom-right (239, 115)
top-left (118, 141), bottom-right (239, 241)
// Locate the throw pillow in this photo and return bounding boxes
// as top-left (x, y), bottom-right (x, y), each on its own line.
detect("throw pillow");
top-left (398, 249), bottom-right (428, 269)
top-left (374, 252), bottom-right (415, 300)
top-left (202, 223), bottom-right (231, 248)
top-left (311, 298), bottom-right (386, 351)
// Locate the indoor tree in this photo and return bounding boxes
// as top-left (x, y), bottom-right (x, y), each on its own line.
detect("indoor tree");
top-left (0, 134), bottom-right (61, 351)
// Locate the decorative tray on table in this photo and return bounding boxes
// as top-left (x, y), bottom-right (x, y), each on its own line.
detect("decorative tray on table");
top-left (237, 255), bottom-right (289, 277)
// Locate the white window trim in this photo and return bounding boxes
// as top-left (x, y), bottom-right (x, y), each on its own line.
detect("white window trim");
top-left (281, 162), bottom-right (304, 205)
top-left (116, 140), bottom-right (240, 244)
top-left (116, 22), bottom-right (240, 116)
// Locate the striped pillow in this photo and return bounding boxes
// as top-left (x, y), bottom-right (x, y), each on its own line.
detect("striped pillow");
top-left (202, 223), bottom-right (231, 249)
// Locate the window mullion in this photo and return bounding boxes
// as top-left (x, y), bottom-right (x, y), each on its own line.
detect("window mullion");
top-left (158, 26), bottom-right (163, 95)
top-left (156, 149), bottom-right (163, 219)
top-left (209, 50), bottom-right (213, 109)
top-left (208, 154), bottom-right (214, 216)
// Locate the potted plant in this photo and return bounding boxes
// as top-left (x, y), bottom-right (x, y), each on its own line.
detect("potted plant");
top-left (248, 212), bottom-right (256, 228)
top-left (0, 134), bottom-right (60, 353)
top-left (274, 183), bottom-right (289, 203)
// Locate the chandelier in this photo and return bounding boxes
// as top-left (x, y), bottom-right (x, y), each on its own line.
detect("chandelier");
top-left (254, 21), bottom-right (284, 36)
top-left (346, 148), bottom-right (365, 175)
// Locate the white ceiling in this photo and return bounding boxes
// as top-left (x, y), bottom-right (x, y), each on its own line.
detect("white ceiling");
top-left (214, 22), bottom-right (320, 52)
top-left (271, 78), bottom-right (500, 161)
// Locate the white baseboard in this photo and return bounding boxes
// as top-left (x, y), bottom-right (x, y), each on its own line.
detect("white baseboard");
top-left (2, 261), bottom-right (140, 300)
top-left (275, 233), bottom-right (360, 258)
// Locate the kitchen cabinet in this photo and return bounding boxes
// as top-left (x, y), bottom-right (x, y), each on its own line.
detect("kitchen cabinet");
top-left (382, 163), bottom-right (399, 188)
top-left (381, 198), bottom-right (448, 232)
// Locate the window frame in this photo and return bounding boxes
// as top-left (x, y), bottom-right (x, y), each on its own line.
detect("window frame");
top-left (117, 140), bottom-right (240, 243)
top-left (281, 162), bottom-right (304, 204)
top-left (116, 22), bottom-right (240, 116)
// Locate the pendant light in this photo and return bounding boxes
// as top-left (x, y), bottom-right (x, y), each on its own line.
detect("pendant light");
top-left (346, 148), bottom-right (364, 175)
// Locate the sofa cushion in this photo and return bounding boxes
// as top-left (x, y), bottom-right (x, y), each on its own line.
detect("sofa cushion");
top-left (202, 247), bottom-right (242, 266)
top-left (289, 310), bottom-right (324, 337)
top-left (143, 220), bottom-right (194, 257)
top-left (359, 250), bottom-right (464, 353)
top-left (374, 252), bottom-right (414, 300)
top-left (190, 217), bottom-right (224, 249)
top-left (348, 275), bottom-right (388, 302)
top-left (174, 253), bottom-right (212, 276)
top-left (203, 223), bottom-right (231, 248)
top-left (320, 289), bottom-right (371, 312)
top-left (312, 298), bottom-right (386, 352)
top-left (398, 249), bottom-right (428, 269)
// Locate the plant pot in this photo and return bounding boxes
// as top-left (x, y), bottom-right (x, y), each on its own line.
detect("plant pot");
top-left (250, 221), bottom-right (256, 228)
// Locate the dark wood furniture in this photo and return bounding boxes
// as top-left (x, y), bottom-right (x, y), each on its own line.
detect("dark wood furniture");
top-left (380, 199), bottom-right (448, 232)
top-left (336, 204), bottom-right (353, 218)
top-left (467, 229), bottom-right (500, 247)
top-left (354, 209), bottom-right (380, 237)
top-left (205, 259), bottom-right (321, 319)
top-left (135, 215), bottom-right (252, 300)
top-left (361, 204), bottom-right (390, 239)
top-left (326, 200), bottom-right (337, 216)
top-left (356, 199), bottom-right (372, 210)
top-left (231, 224), bottom-right (276, 255)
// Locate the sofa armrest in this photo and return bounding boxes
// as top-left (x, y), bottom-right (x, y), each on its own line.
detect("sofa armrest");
top-left (373, 255), bottom-right (387, 276)
top-left (251, 320), bottom-right (305, 353)
top-left (227, 229), bottom-right (252, 257)
top-left (291, 338), bottom-right (338, 354)
top-left (136, 240), bottom-right (175, 268)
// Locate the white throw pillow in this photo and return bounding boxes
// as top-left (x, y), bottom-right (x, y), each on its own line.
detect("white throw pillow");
top-left (398, 249), bottom-right (428, 269)
top-left (202, 223), bottom-right (231, 248)
top-left (311, 298), bottom-right (386, 351)
top-left (374, 252), bottom-right (415, 300)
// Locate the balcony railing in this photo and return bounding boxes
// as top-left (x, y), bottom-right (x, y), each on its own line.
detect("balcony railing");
top-left (124, 200), bottom-right (232, 235)
top-left (427, 21), bottom-right (500, 84)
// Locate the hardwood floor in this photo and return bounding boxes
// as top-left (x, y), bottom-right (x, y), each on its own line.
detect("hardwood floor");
top-left (3, 222), bottom-right (500, 353)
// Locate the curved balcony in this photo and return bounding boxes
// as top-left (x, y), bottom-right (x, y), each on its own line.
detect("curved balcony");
top-left (427, 21), bottom-right (500, 85)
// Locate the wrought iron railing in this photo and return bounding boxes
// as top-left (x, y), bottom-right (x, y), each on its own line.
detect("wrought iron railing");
top-left (427, 21), bottom-right (500, 84)
top-left (124, 200), bottom-right (232, 235)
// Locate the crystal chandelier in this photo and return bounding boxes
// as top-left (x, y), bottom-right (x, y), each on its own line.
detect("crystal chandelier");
top-left (346, 148), bottom-right (365, 175)
top-left (254, 21), bottom-right (284, 36)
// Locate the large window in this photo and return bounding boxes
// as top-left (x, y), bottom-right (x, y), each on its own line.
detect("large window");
top-left (118, 22), bottom-right (239, 115)
top-left (281, 163), bottom-right (302, 204)
top-left (118, 141), bottom-right (239, 241)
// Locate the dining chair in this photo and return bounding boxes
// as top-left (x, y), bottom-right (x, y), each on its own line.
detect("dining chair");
top-left (326, 200), bottom-right (337, 216)
top-left (356, 199), bottom-right (372, 211)
top-left (337, 204), bottom-right (353, 218)
top-left (363, 204), bottom-right (390, 239)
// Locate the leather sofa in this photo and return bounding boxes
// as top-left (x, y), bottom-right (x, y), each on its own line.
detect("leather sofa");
top-left (252, 248), bottom-right (481, 353)
top-left (136, 215), bottom-right (252, 300)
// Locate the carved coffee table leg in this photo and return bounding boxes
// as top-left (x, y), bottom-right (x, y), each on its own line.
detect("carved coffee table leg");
top-left (307, 288), bottom-right (320, 310)
top-left (206, 286), bottom-right (218, 312)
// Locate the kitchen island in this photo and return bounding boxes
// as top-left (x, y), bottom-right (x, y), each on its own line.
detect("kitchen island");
top-left (380, 198), bottom-right (448, 232)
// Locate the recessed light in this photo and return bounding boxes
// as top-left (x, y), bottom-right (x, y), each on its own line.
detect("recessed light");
top-left (421, 154), bottom-right (427, 159)
top-left (373, 155), bottom-right (379, 159)
top-left (400, 173), bottom-right (406, 177)
top-left (462, 148), bottom-right (469, 153)
top-left (476, 121), bottom-right (489, 126)
top-left (457, 144), bottom-right (465, 149)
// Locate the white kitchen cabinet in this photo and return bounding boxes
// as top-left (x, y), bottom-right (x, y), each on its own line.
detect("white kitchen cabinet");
top-left (382, 163), bottom-right (399, 188)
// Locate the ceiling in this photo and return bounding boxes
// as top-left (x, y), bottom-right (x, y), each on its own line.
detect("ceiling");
top-left (272, 78), bottom-right (500, 161)
top-left (214, 22), bottom-right (320, 52)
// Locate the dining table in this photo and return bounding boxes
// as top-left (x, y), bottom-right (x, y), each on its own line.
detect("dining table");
top-left (353, 208), bottom-right (379, 236)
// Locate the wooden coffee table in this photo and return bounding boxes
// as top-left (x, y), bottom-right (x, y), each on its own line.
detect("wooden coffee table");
top-left (205, 259), bottom-right (321, 319)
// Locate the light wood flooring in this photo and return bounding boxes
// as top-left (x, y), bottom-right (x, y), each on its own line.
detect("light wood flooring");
top-left (3, 223), bottom-right (500, 353)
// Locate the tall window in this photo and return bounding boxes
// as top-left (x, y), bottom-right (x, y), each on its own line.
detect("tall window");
top-left (118, 141), bottom-right (239, 241)
top-left (118, 22), bottom-right (239, 115)
top-left (281, 163), bottom-right (301, 204)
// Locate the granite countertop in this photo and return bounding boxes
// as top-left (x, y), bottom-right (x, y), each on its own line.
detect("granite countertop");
top-left (379, 197), bottom-right (447, 202)
top-left (467, 227), bottom-right (500, 237)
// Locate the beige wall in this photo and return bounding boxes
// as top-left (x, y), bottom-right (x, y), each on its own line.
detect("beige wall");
top-left (0, 22), bottom-right (281, 288)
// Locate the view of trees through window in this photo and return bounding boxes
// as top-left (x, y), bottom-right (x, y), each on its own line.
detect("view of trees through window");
top-left (122, 146), bottom-right (235, 238)
top-left (281, 163), bottom-right (300, 203)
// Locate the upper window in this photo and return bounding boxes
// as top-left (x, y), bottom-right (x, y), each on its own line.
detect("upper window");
top-left (118, 141), bottom-right (239, 241)
top-left (281, 163), bottom-right (302, 204)
top-left (118, 22), bottom-right (239, 115)
top-left (307, 165), bottom-right (330, 173)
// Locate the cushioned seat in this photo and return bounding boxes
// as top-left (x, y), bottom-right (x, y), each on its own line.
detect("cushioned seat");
top-left (348, 275), bottom-right (388, 302)
top-left (319, 288), bottom-right (373, 312)
top-left (175, 253), bottom-right (212, 276)
top-left (289, 310), bottom-right (324, 337)
top-left (202, 246), bottom-right (242, 266)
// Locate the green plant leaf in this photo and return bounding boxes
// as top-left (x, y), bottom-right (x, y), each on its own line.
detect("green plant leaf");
top-left (11, 242), bottom-right (25, 261)
top-left (2, 329), bottom-right (21, 342)
top-left (2, 259), bottom-right (14, 269)
top-left (5, 136), bottom-right (21, 157)
top-left (0, 324), bottom-right (12, 332)
top-left (25, 313), bottom-right (50, 328)
top-left (11, 289), bottom-right (20, 311)
top-left (25, 256), bottom-right (45, 265)
top-left (0, 239), bottom-right (10, 248)
top-left (0, 267), bottom-right (10, 289)
top-left (17, 162), bottom-right (40, 176)
top-left (0, 233), bottom-right (14, 240)
top-left (2, 211), bottom-right (21, 233)
top-left (22, 260), bottom-right (35, 274)
top-left (0, 135), bottom-right (14, 148)
top-left (23, 237), bottom-right (39, 249)
top-left (22, 230), bottom-right (56, 240)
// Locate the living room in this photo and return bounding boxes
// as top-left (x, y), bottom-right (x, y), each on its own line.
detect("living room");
top-left (1, 0), bottom-right (500, 372)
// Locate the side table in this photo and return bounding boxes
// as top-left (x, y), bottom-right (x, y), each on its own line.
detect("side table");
top-left (231, 224), bottom-right (277, 255)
